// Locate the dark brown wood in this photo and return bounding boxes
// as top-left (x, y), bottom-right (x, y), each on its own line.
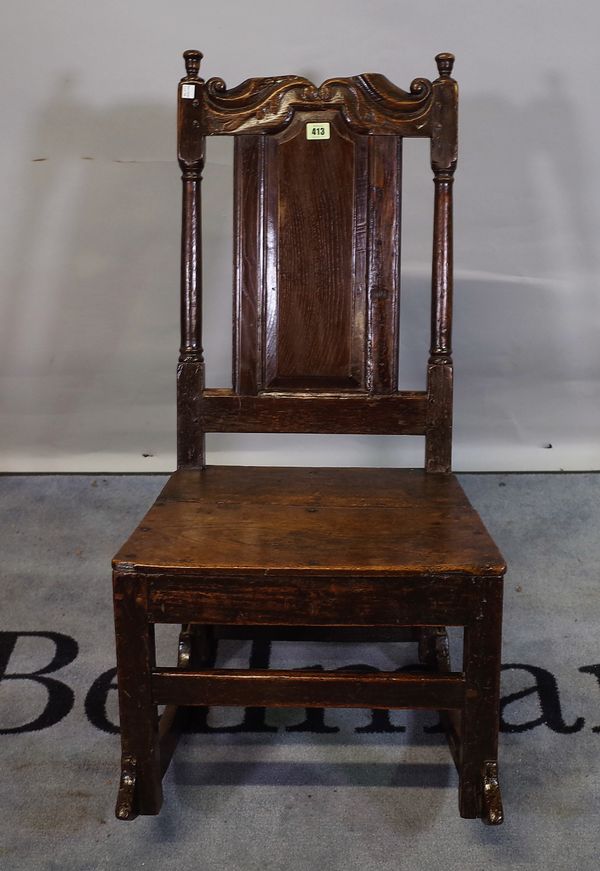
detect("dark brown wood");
top-left (111, 50), bottom-right (506, 825)
top-left (152, 668), bottom-right (465, 710)
top-left (177, 52), bottom-right (206, 468)
top-left (113, 573), bottom-right (162, 819)
top-left (175, 51), bottom-right (461, 461)
top-left (113, 467), bottom-right (506, 578)
top-left (233, 118), bottom-right (402, 399)
top-left (156, 623), bottom-right (218, 777)
top-left (146, 574), bottom-right (475, 627)
top-left (419, 626), bottom-right (462, 770)
top-left (430, 54), bottom-right (459, 173)
top-left (233, 136), bottom-right (263, 394)
top-left (426, 361), bottom-right (453, 473)
top-left (264, 112), bottom-right (364, 390)
top-left (425, 55), bottom-right (457, 473)
top-left (418, 626), bottom-right (450, 671)
top-left (158, 704), bottom-right (187, 780)
top-left (199, 70), bottom-right (435, 137)
top-left (429, 173), bottom-right (454, 363)
top-left (459, 576), bottom-right (504, 824)
top-left (177, 359), bottom-right (205, 468)
top-left (368, 135), bottom-right (403, 393)
top-left (198, 389), bottom-right (426, 434)
top-left (156, 624), bottom-right (198, 778)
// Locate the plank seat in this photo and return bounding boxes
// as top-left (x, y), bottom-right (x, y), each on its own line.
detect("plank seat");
top-left (114, 467), bottom-right (505, 578)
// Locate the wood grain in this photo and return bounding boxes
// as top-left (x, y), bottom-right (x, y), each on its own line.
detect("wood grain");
top-left (197, 389), bottom-right (426, 434)
top-left (233, 112), bottom-right (403, 397)
top-left (113, 466), bottom-right (505, 577)
top-left (152, 668), bottom-right (466, 710)
top-left (113, 573), bottom-right (162, 818)
top-left (146, 573), bottom-right (477, 627)
top-left (199, 70), bottom-right (435, 136)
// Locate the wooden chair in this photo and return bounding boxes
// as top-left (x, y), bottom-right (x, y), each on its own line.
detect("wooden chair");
top-left (112, 49), bottom-right (506, 825)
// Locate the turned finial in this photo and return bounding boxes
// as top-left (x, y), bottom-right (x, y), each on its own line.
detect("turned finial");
top-left (435, 52), bottom-right (455, 78)
top-left (183, 49), bottom-right (203, 79)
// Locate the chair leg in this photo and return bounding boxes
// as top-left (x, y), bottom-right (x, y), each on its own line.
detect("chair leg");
top-left (459, 576), bottom-right (504, 824)
top-left (157, 624), bottom-right (218, 776)
top-left (113, 572), bottom-right (162, 820)
top-left (419, 627), bottom-right (462, 770)
top-left (188, 623), bottom-right (218, 669)
top-left (418, 626), bottom-right (450, 672)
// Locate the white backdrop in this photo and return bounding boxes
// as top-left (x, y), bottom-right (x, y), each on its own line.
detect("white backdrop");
top-left (1, 0), bottom-right (599, 471)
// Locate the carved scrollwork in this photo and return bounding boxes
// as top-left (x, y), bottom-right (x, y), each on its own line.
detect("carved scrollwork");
top-left (206, 76), bottom-right (227, 95)
top-left (410, 77), bottom-right (431, 96)
top-left (201, 71), bottom-right (435, 135)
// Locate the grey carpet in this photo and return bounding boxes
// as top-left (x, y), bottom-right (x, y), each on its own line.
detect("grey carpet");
top-left (1, 473), bottom-right (599, 870)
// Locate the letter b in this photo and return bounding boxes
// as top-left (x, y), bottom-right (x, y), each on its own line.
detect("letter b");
top-left (0, 632), bottom-right (78, 733)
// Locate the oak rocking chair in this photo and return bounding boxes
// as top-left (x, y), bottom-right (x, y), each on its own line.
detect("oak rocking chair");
top-left (112, 50), bottom-right (506, 824)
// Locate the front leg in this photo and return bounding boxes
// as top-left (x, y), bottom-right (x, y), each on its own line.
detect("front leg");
top-left (459, 576), bottom-right (504, 824)
top-left (113, 572), bottom-right (162, 819)
top-left (482, 760), bottom-right (504, 825)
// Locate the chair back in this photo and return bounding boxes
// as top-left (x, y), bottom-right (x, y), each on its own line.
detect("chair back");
top-left (176, 51), bottom-right (458, 472)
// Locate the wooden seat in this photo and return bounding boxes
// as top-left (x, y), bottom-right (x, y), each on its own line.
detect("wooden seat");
top-left (112, 49), bottom-right (506, 826)
top-left (113, 467), bottom-right (505, 577)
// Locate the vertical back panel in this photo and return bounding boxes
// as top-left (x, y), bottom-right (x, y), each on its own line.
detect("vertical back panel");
top-left (264, 113), bottom-right (364, 390)
top-left (233, 111), bottom-right (402, 395)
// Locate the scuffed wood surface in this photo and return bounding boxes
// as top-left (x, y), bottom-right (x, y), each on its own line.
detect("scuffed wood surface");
top-left (113, 466), bottom-right (506, 577)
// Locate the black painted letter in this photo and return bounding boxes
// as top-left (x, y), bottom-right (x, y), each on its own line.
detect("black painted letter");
top-left (500, 663), bottom-right (584, 734)
top-left (0, 632), bottom-right (77, 733)
top-left (85, 666), bottom-right (119, 734)
top-left (579, 665), bottom-right (600, 733)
